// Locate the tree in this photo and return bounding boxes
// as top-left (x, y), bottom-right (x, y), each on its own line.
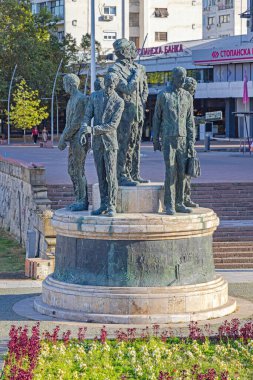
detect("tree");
top-left (9, 79), bottom-right (49, 141)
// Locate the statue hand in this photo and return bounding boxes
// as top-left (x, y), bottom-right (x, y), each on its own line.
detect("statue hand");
top-left (80, 133), bottom-right (87, 146)
top-left (58, 137), bottom-right (67, 151)
top-left (153, 141), bottom-right (162, 152)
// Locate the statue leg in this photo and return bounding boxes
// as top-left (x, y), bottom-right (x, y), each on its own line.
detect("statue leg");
top-left (104, 149), bottom-right (118, 216)
top-left (126, 122), bottom-right (138, 180)
top-left (67, 138), bottom-right (89, 211)
top-left (131, 122), bottom-right (149, 183)
top-left (117, 120), bottom-right (137, 186)
top-left (163, 142), bottom-right (176, 215)
top-left (184, 176), bottom-right (199, 207)
top-left (175, 138), bottom-right (192, 213)
top-left (93, 145), bottom-right (108, 214)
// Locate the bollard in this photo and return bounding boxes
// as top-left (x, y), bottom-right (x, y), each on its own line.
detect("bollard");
top-left (204, 134), bottom-right (211, 151)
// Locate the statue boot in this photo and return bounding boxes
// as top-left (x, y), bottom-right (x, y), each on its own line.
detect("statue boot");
top-left (91, 206), bottom-right (107, 216)
top-left (176, 204), bottom-right (192, 213)
top-left (67, 201), bottom-right (89, 212)
top-left (184, 199), bottom-right (199, 208)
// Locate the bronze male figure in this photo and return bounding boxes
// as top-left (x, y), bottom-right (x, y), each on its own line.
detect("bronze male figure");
top-left (126, 41), bottom-right (149, 183)
top-left (80, 72), bottom-right (124, 217)
top-left (153, 67), bottom-right (195, 215)
top-left (108, 38), bottom-right (139, 186)
top-left (58, 74), bottom-right (89, 211)
top-left (183, 76), bottom-right (199, 208)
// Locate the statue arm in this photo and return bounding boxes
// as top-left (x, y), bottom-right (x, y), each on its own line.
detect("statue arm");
top-left (142, 69), bottom-right (149, 103)
top-left (94, 101), bottom-right (124, 135)
top-left (186, 97), bottom-right (195, 156)
top-left (117, 72), bottom-right (138, 95)
top-left (62, 97), bottom-right (87, 141)
top-left (152, 94), bottom-right (163, 144)
top-left (82, 96), bottom-right (94, 128)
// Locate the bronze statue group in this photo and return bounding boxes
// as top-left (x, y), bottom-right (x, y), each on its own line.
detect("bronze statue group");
top-left (58, 38), bottom-right (200, 217)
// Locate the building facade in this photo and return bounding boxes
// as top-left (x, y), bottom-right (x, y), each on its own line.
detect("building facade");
top-left (129, 0), bottom-right (202, 49)
top-left (138, 36), bottom-right (253, 139)
top-left (203, 0), bottom-right (247, 39)
top-left (31, 0), bottom-right (202, 53)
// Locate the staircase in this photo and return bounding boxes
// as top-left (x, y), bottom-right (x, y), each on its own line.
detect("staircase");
top-left (47, 182), bottom-right (253, 269)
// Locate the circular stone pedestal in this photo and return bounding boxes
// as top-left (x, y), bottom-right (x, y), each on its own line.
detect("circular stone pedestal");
top-left (34, 207), bottom-right (237, 323)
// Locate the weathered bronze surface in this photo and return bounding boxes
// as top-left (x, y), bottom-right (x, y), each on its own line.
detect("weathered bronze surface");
top-left (58, 74), bottom-right (89, 211)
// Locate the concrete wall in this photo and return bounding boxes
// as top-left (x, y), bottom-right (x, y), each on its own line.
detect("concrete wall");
top-left (0, 156), bottom-right (55, 259)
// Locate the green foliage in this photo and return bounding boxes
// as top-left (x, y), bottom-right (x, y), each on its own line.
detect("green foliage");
top-left (29, 338), bottom-right (253, 379)
top-left (0, 229), bottom-right (25, 274)
top-left (9, 79), bottom-right (49, 131)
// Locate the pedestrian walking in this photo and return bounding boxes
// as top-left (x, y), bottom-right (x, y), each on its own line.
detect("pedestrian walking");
top-left (31, 126), bottom-right (39, 144)
top-left (42, 127), bottom-right (48, 143)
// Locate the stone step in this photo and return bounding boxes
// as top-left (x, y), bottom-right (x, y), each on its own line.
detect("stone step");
top-left (215, 263), bottom-right (253, 269)
top-left (214, 257), bottom-right (253, 263)
top-left (213, 252), bottom-right (253, 258)
top-left (213, 246), bottom-right (253, 253)
top-left (214, 236), bottom-right (253, 242)
top-left (213, 241), bottom-right (253, 247)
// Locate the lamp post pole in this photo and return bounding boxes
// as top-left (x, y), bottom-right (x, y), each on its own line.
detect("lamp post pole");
top-left (7, 64), bottom-right (17, 145)
top-left (51, 58), bottom-right (63, 145)
top-left (90, 0), bottom-right (96, 93)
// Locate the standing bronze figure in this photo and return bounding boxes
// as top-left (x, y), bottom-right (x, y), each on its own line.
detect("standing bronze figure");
top-left (58, 74), bottom-right (89, 211)
top-left (80, 72), bottom-right (124, 217)
top-left (153, 67), bottom-right (195, 215)
top-left (183, 76), bottom-right (199, 208)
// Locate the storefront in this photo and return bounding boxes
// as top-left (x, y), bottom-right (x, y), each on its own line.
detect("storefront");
top-left (140, 36), bottom-right (253, 139)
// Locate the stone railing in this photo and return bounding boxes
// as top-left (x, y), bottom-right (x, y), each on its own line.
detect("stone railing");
top-left (0, 155), bottom-right (55, 259)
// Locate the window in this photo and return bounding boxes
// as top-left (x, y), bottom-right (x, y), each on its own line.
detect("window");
top-left (155, 32), bottom-right (167, 41)
top-left (57, 31), bottom-right (64, 41)
top-left (155, 8), bottom-right (169, 17)
top-left (219, 14), bottom-right (230, 23)
top-left (130, 36), bottom-right (140, 49)
top-left (50, 0), bottom-right (64, 19)
top-left (104, 6), bottom-right (116, 15)
top-left (103, 31), bottom-right (117, 40)
top-left (129, 12), bottom-right (139, 27)
top-left (208, 16), bottom-right (214, 25)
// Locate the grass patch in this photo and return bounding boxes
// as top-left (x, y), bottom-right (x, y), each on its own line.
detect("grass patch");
top-left (0, 229), bottom-right (25, 274)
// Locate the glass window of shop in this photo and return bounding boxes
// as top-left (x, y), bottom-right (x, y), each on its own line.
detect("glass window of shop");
top-left (146, 69), bottom-right (213, 86)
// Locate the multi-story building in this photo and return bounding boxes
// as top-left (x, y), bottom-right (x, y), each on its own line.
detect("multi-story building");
top-left (129, 0), bottom-right (202, 49)
top-left (31, 0), bottom-right (202, 53)
top-left (203, 0), bottom-right (247, 39)
top-left (31, 0), bottom-right (129, 55)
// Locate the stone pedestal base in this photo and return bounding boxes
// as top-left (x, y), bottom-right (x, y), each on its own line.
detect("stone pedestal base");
top-left (34, 275), bottom-right (236, 323)
top-left (32, 206), bottom-right (238, 324)
top-left (93, 183), bottom-right (164, 213)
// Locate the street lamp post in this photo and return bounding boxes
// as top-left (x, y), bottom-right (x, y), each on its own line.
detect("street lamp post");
top-left (90, 0), bottom-right (96, 93)
top-left (7, 64), bottom-right (17, 145)
top-left (51, 58), bottom-right (63, 145)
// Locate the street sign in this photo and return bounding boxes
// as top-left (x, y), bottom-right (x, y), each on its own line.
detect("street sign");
top-left (205, 111), bottom-right (222, 121)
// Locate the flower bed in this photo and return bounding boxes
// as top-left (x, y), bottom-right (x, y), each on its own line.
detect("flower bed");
top-left (2, 320), bottom-right (253, 380)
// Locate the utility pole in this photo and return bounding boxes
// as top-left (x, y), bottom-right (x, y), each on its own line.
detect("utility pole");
top-left (51, 58), bottom-right (63, 145)
top-left (7, 64), bottom-right (17, 145)
top-left (90, 0), bottom-right (96, 93)
top-left (122, 0), bottom-right (125, 38)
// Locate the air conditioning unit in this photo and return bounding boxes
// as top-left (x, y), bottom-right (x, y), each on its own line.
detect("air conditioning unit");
top-left (102, 14), bottom-right (114, 21)
top-left (207, 25), bottom-right (211, 29)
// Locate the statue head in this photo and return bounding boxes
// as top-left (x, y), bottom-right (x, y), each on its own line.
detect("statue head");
top-left (104, 72), bottom-right (119, 95)
top-left (129, 41), bottom-right (138, 60)
top-left (113, 38), bottom-right (132, 60)
top-left (171, 67), bottom-right (186, 90)
top-left (184, 76), bottom-right (197, 96)
top-left (63, 74), bottom-right (80, 94)
top-left (94, 77), bottom-right (105, 91)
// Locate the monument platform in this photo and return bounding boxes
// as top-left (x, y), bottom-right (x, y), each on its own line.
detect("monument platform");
top-left (34, 207), bottom-right (237, 323)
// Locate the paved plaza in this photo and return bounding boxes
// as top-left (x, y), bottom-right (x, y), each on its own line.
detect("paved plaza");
top-left (0, 142), bottom-right (253, 185)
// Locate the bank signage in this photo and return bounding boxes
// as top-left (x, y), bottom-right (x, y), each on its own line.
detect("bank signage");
top-left (193, 45), bottom-right (253, 65)
top-left (205, 111), bottom-right (222, 121)
top-left (138, 44), bottom-right (184, 57)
